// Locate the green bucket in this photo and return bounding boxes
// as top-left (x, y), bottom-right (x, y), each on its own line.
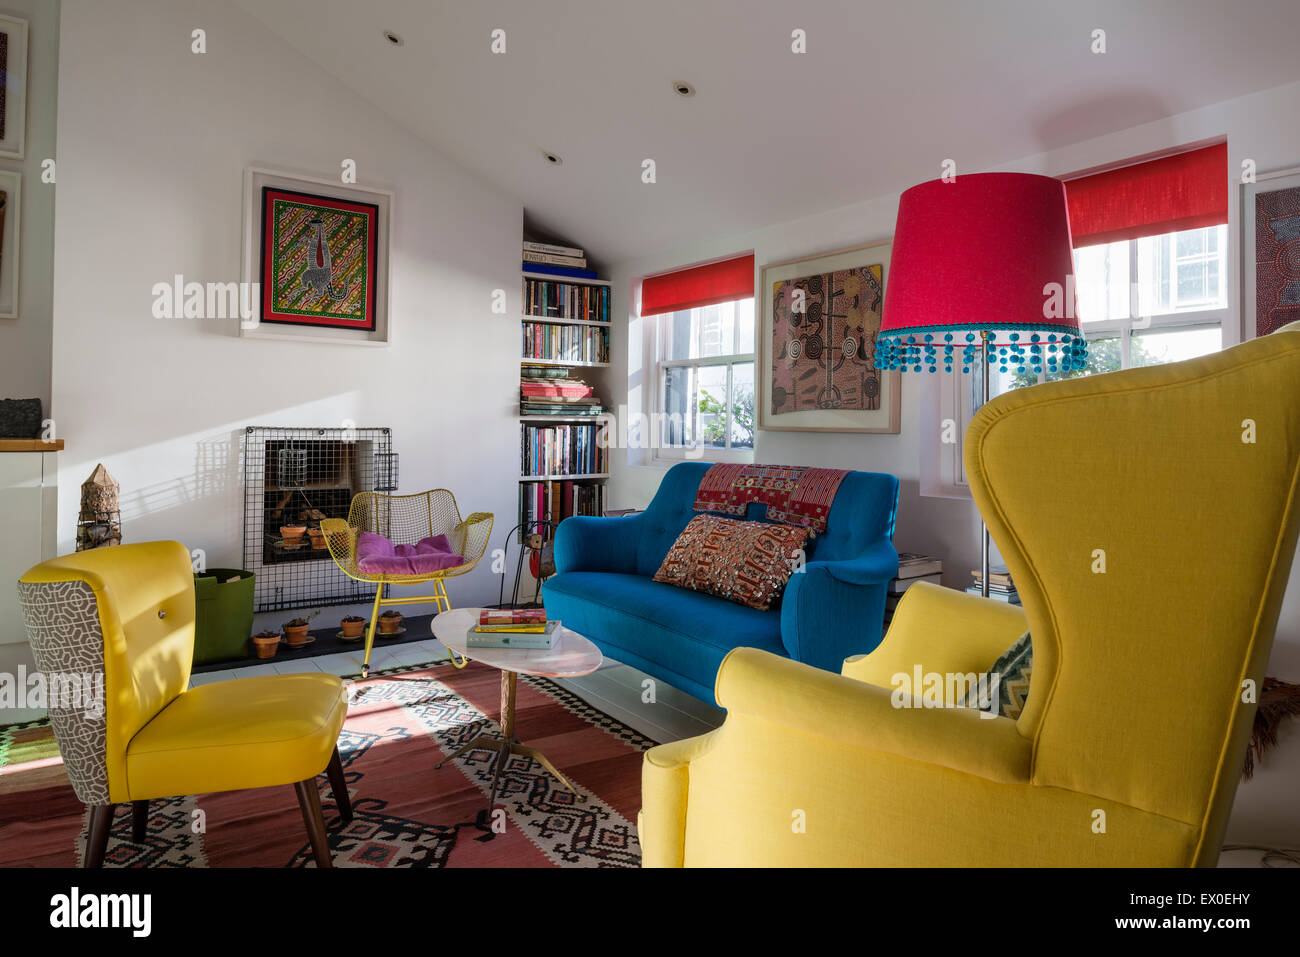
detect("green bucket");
top-left (193, 568), bottom-right (256, 665)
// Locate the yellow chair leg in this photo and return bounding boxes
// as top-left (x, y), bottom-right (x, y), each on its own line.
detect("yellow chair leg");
top-left (361, 583), bottom-right (384, 678)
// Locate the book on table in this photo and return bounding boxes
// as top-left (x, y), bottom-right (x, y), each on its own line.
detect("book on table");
top-left (889, 572), bottom-right (943, 594)
top-left (466, 618), bottom-right (560, 650)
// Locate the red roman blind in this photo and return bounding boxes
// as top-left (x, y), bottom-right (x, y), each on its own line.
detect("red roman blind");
top-left (640, 254), bottom-right (755, 317)
top-left (1063, 143), bottom-right (1228, 248)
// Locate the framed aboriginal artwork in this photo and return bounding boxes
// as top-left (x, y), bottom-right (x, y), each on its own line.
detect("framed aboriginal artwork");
top-left (758, 241), bottom-right (901, 433)
top-left (241, 167), bottom-right (392, 345)
top-left (1243, 166), bottom-right (1300, 339)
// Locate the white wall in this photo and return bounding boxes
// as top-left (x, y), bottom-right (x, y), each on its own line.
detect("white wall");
top-left (49, 0), bottom-right (521, 624)
top-left (606, 78), bottom-right (1300, 850)
top-left (0, 0), bottom-right (59, 408)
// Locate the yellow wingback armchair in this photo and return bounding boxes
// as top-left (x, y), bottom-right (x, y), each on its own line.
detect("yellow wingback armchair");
top-left (19, 541), bottom-right (351, 867)
top-left (639, 330), bottom-right (1300, 867)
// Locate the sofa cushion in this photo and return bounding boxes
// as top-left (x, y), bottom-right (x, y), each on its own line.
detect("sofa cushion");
top-left (652, 514), bottom-right (812, 610)
top-left (543, 571), bottom-right (786, 698)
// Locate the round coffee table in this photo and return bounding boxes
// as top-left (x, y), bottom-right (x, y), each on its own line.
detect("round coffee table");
top-left (431, 607), bottom-right (602, 808)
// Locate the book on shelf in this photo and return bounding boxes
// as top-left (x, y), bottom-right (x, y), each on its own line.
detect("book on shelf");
top-left (520, 363), bottom-right (572, 378)
top-left (896, 552), bottom-right (943, 578)
top-left (519, 480), bottom-right (605, 539)
top-left (520, 377), bottom-right (594, 399)
top-left (523, 241), bottom-right (583, 258)
top-left (524, 251), bottom-right (587, 268)
top-left (520, 421), bottom-right (608, 476)
top-left (466, 620), bottom-right (560, 650)
top-left (522, 320), bottom-right (609, 363)
top-left (523, 277), bottom-right (609, 323)
top-left (521, 262), bottom-right (599, 281)
top-left (889, 572), bottom-right (943, 594)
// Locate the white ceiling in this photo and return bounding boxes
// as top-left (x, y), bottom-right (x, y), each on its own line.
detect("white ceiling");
top-left (237, 0), bottom-right (1300, 264)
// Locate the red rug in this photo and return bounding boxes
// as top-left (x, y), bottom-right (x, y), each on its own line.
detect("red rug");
top-left (0, 661), bottom-right (652, 867)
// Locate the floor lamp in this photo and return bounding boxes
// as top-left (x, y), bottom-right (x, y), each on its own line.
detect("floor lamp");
top-left (874, 173), bottom-right (1087, 597)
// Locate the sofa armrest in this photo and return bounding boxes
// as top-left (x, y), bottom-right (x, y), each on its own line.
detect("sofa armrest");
top-left (778, 540), bottom-right (897, 670)
top-left (638, 729), bottom-right (721, 868)
top-left (842, 581), bottom-right (1027, 698)
top-left (553, 513), bottom-right (644, 574)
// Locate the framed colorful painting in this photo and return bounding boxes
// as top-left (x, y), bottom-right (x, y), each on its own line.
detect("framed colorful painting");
top-left (758, 241), bottom-right (900, 433)
top-left (1243, 165), bottom-right (1300, 339)
top-left (0, 15), bottom-right (28, 160)
top-left (241, 167), bottom-right (392, 345)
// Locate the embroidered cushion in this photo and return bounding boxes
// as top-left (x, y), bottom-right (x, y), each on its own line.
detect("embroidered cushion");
top-left (961, 630), bottom-right (1033, 718)
top-left (356, 531), bottom-right (465, 575)
top-left (652, 514), bottom-right (812, 611)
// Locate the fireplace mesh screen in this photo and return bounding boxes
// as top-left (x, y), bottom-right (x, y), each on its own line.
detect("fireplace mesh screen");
top-left (242, 426), bottom-right (393, 612)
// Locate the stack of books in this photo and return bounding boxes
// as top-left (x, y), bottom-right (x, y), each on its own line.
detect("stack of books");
top-left (467, 608), bottom-right (560, 649)
top-left (523, 240), bottom-right (594, 278)
top-left (884, 553), bottom-right (944, 626)
top-left (967, 564), bottom-right (1021, 604)
top-left (520, 373), bottom-right (604, 417)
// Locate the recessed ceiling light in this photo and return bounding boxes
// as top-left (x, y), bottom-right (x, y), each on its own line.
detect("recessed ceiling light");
top-left (541, 150), bottom-right (563, 166)
top-left (383, 30), bottom-right (404, 47)
top-left (672, 81), bottom-right (696, 98)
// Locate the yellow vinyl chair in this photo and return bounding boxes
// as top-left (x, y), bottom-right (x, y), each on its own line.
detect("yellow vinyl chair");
top-left (639, 329), bottom-right (1300, 867)
top-left (321, 490), bottom-right (492, 677)
top-left (18, 541), bottom-right (351, 868)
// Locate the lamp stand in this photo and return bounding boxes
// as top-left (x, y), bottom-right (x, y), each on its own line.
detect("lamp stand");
top-left (980, 329), bottom-right (991, 599)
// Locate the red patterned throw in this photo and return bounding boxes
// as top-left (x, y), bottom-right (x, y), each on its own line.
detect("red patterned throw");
top-left (692, 464), bottom-right (848, 533)
top-left (653, 514), bottom-right (813, 610)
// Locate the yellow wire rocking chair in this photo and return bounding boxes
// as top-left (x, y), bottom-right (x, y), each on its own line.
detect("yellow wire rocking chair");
top-left (321, 490), bottom-right (493, 677)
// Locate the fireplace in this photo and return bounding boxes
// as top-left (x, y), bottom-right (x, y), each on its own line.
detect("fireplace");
top-left (242, 426), bottom-right (395, 612)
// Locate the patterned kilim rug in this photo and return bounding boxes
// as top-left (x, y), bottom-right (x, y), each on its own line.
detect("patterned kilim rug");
top-left (0, 660), bottom-right (653, 867)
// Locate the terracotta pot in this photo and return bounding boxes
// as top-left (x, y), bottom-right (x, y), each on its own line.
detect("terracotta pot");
top-left (283, 622), bottom-right (311, 647)
top-left (378, 613), bottom-right (403, 635)
top-left (308, 529), bottom-right (327, 550)
top-left (252, 633), bottom-right (280, 659)
top-left (280, 525), bottom-right (306, 545)
top-left (340, 618), bottom-right (365, 638)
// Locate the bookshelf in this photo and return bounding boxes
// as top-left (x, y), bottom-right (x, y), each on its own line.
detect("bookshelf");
top-left (518, 242), bottom-right (612, 542)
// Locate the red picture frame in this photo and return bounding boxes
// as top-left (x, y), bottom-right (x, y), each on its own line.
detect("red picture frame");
top-left (258, 187), bottom-right (379, 330)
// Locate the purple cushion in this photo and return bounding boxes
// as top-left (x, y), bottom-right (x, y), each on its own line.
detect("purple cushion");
top-left (356, 531), bottom-right (466, 575)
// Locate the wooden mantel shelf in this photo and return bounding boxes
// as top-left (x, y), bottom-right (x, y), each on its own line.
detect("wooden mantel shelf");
top-left (0, 439), bottom-right (64, 451)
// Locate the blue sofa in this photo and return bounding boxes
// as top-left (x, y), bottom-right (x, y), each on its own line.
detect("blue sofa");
top-left (542, 462), bottom-right (900, 704)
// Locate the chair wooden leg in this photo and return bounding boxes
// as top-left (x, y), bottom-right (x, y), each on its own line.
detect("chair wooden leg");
top-left (293, 779), bottom-right (333, 868)
top-left (326, 747), bottom-right (353, 824)
top-left (85, 804), bottom-right (114, 868)
top-left (131, 800), bottom-right (149, 843)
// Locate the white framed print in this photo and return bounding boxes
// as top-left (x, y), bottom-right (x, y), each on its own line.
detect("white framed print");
top-left (0, 15), bottom-right (28, 160)
top-left (758, 240), bottom-right (901, 433)
top-left (240, 165), bottom-right (393, 346)
top-left (1241, 164), bottom-right (1300, 341)
top-left (0, 170), bottom-right (21, 319)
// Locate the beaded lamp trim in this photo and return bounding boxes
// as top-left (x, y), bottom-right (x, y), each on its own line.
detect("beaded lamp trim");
top-left (875, 325), bottom-right (1089, 374)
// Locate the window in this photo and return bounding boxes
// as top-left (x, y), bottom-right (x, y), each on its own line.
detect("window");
top-left (653, 298), bottom-right (755, 461)
top-left (934, 223), bottom-right (1230, 495)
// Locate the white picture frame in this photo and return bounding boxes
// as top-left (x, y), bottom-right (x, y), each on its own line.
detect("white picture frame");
top-left (0, 15), bottom-right (27, 160)
top-left (0, 169), bottom-right (22, 319)
top-left (758, 240), bottom-right (901, 433)
top-left (1241, 164), bottom-right (1300, 342)
top-left (240, 165), bottom-right (393, 346)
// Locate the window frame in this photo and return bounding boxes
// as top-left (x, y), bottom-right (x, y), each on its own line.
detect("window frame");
top-left (931, 224), bottom-right (1233, 496)
top-left (643, 299), bottom-right (757, 466)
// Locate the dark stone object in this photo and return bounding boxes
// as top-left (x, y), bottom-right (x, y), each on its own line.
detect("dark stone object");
top-left (0, 398), bottom-right (41, 438)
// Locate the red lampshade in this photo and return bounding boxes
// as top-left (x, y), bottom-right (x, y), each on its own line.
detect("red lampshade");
top-left (876, 172), bottom-right (1086, 374)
